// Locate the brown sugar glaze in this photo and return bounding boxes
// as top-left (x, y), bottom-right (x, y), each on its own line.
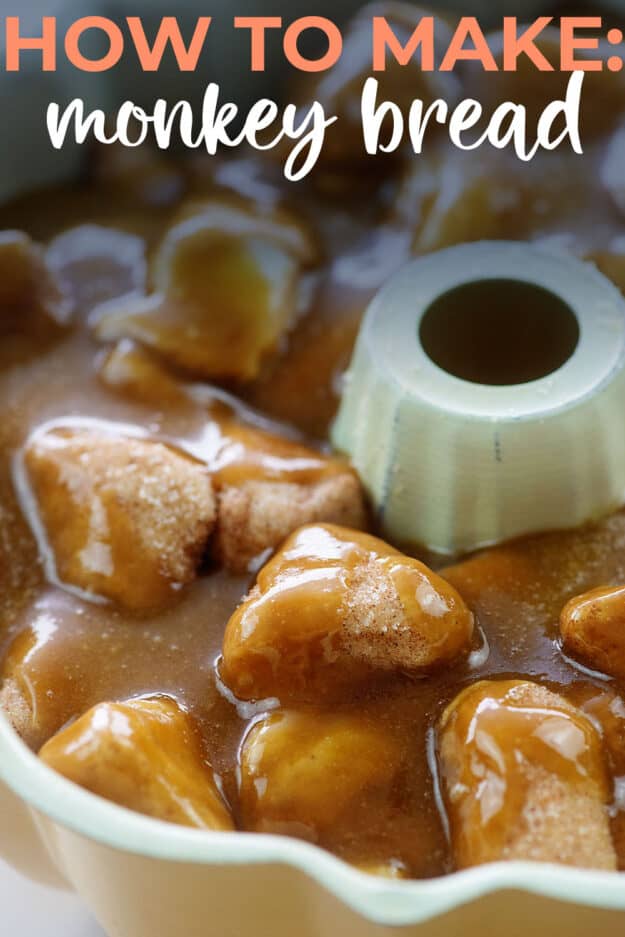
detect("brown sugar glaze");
top-left (3, 12), bottom-right (625, 876)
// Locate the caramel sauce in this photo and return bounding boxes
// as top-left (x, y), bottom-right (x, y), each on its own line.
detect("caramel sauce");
top-left (2, 13), bottom-right (625, 873)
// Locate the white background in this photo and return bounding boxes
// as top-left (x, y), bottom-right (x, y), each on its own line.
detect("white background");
top-left (0, 859), bottom-right (105, 936)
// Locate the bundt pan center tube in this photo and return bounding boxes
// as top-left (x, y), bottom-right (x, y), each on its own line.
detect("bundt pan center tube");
top-left (332, 241), bottom-right (625, 554)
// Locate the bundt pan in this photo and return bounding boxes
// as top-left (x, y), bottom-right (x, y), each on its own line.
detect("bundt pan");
top-left (1, 1), bottom-right (625, 936)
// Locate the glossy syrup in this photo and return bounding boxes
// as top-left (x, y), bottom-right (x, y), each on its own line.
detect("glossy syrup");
top-left (1, 129), bottom-right (625, 875)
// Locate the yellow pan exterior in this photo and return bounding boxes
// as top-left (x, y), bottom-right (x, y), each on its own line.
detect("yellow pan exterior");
top-left (1, 733), bottom-right (625, 937)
